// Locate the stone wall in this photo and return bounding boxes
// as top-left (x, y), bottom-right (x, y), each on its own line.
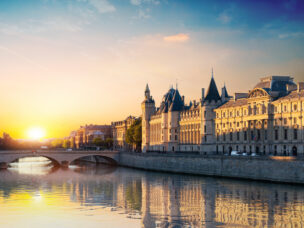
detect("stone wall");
top-left (118, 153), bottom-right (304, 184)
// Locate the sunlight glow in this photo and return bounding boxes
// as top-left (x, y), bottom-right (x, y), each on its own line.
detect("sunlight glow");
top-left (27, 127), bottom-right (46, 140)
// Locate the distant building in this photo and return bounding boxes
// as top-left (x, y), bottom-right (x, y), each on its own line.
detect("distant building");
top-left (74, 124), bottom-right (112, 149)
top-left (142, 73), bottom-right (304, 155)
top-left (112, 116), bottom-right (138, 151)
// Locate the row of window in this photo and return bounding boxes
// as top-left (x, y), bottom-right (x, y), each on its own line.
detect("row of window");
top-left (274, 103), bottom-right (302, 113)
top-left (216, 129), bottom-right (299, 142)
top-left (217, 103), bottom-right (304, 119)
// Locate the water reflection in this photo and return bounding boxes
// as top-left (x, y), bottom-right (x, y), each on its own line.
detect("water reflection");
top-left (0, 158), bottom-right (304, 227)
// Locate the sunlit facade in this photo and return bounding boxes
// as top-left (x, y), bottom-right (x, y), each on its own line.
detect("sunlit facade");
top-left (142, 75), bottom-right (304, 155)
top-left (73, 124), bottom-right (112, 149)
top-left (112, 116), bottom-right (138, 151)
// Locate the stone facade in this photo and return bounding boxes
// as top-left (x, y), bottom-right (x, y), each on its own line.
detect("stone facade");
top-left (142, 74), bottom-right (304, 155)
top-left (112, 116), bottom-right (138, 150)
top-left (74, 124), bottom-right (112, 149)
top-left (215, 76), bottom-right (304, 156)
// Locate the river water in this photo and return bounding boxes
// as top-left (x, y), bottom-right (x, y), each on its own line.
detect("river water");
top-left (0, 157), bottom-right (304, 228)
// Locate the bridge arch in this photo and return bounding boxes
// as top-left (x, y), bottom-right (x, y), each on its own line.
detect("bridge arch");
top-left (9, 155), bottom-right (61, 167)
top-left (70, 155), bottom-right (118, 166)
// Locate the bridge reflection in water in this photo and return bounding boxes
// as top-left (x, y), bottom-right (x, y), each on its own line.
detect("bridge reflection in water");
top-left (0, 159), bottom-right (304, 227)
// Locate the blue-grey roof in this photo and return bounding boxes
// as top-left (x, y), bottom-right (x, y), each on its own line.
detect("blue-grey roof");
top-left (205, 77), bottom-right (221, 102)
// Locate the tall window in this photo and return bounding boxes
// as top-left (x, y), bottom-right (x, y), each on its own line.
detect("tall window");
top-left (294, 104), bottom-right (297, 111)
top-left (257, 130), bottom-right (261, 141)
top-left (284, 129), bottom-right (288, 140)
top-left (275, 129), bottom-right (278, 140)
top-left (237, 132), bottom-right (240, 141)
top-left (230, 132), bottom-right (233, 141)
top-left (244, 132), bottom-right (247, 141)
top-left (294, 129), bottom-right (298, 140)
top-left (264, 130), bottom-right (267, 140)
top-left (223, 133), bottom-right (226, 141)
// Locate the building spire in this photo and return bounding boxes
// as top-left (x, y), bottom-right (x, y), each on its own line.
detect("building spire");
top-left (211, 67), bottom-right (214, 79)
top-left (145, 83), bottom-right (150, 92)
top-left (145, 83), bottom-right (150, 99)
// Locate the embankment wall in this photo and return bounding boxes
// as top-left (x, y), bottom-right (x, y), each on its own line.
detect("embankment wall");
top-left (118, 153), bottom-right (304, 184)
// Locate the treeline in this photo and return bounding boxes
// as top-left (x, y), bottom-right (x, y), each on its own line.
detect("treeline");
top-left (50, 137), bottom-right (113, 149)
top-left (0, 133), bottom-right (43, 150)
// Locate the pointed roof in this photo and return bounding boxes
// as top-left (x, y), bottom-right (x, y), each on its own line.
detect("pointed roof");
top-left (145, 84), bottom-right (150, 92)
top-left (222, 85), bottom-right (229, 98)
top-left (205, 77), bottom-right (221, 102)
top-left (169, 89), bottom-right (184, 112)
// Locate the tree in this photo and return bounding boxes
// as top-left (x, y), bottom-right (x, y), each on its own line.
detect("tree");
top-left (126, 118), bottom-right (142, 152)
top-left (105, 137), bottom-right (113, 149)
top-left (51, 139), bottom-right (63, 148)
top-left (93, 137), bottom-right (103, 147)
top-left (62, 139), bottom-right (70, 149)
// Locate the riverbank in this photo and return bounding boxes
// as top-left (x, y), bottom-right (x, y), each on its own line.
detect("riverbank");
top-left (117, 152), bottom-right (304, 184)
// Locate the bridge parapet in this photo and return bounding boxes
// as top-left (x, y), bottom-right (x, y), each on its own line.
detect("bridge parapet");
top-left (0, 150), bottom-right (121, 168)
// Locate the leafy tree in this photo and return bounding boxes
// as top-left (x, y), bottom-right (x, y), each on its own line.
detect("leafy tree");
top-left (126, 118), bottom-right (142, 151)
top-left (93, 137), bottom-right (103, 147)
top-left (51, 139), bottom-right (63, 148)
top-left (105, 137), bottom-right (113, 149)
top-left (62, 139), bottom-right (70, 149)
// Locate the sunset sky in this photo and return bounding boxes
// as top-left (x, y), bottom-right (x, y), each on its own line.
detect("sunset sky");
top-left (0, 0), bottom-right (304, 139)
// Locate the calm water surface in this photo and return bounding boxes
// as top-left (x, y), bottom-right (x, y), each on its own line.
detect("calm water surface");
top-left (1, 157), bottom-right (304, 228)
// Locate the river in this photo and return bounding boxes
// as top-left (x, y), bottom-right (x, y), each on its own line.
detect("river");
top-left (0, 157), bottom-right (304, 227)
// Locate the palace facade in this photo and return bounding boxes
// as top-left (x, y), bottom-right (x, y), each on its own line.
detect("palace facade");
top-left (112, 115), bottom-right (138, 150)
top-left (72, 124), bottom-right (112, 149)
top-left (142, 75), bottom-right (304, 155)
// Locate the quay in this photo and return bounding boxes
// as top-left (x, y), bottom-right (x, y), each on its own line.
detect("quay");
top-left (2, 150), bottom-right (304, 184)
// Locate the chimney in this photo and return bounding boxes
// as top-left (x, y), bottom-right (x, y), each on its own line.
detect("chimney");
top-left (201, 88), bottom-right (205, 100)
top-left (298, 82), bottom-right (304, 92)
top-left (221, 87), bottom-right (226, 102)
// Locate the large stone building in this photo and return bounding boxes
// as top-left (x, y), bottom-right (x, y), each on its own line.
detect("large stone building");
top-left (142, 74), bottom-right (304, 155)
top-left (73, 124), bottom-right (112, 149)
top-left (112, 116), bottom-right (138, 150)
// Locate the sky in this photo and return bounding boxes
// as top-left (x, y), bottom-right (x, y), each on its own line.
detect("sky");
top-left (0, 0), bottom-right (304, 139)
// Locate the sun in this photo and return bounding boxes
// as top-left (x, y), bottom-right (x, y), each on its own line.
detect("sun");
top-left (27, 127), bottom-right (46, 140)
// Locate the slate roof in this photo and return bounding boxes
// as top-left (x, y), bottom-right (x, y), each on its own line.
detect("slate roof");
top-left (216, 98), bottom-right (248, 109)
top-left (205, 77), bottom-right (221, 102)
top-left (222, 85), bottom-right (229, 98)
top-left (273, 90), bottom-right (304, 103)
top-left (169, 89), bottom-right (184, 112)
top-left (254, 77), bottom-right (296, 95)
top-left (156, 88), bottom-right (184, 114)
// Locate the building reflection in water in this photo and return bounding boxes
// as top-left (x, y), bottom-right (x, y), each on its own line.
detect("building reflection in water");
top-left (0, 160), bottom-right (304, 227)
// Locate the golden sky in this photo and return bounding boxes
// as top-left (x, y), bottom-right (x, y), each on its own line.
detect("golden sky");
top-left (0, 0), bottom-right (304, 139)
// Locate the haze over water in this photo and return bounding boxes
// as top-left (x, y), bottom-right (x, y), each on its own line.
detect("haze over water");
top-left (0, 158), bottom-right (303, 227)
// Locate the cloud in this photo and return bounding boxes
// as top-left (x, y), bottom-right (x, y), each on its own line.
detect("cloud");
top-left (163, 33), bottom-right (190, 42)
top-left (218, 12), bottom-right (232, 24)
top-left (130, 0), bottom-right (141, 5)
top-left (278, 32), bottom-right (304, 39)
top-left (78, 0), bottom-right (116, 13)
top-left (130, 0), bottom-right (160, 6)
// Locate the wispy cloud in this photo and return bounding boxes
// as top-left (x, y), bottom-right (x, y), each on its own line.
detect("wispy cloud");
top-left (163, 33), bottom-right (189, 42)
top-left (217, 12), bottom-right (232, 24)
top-left (278, 32), bottom-right (304, 39)
top-left (130, 0), bottom-right (160, 6)
top-left (77, 0), bottom-right (116, 13)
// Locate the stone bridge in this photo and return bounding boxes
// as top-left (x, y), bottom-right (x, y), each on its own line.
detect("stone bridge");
top-left (0, 150), bottom-right (120, 169)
